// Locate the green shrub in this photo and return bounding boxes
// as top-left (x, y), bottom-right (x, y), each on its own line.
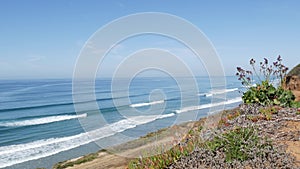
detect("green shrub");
top-left (259, 106), bottom-right (279, 120)
top-left (206, 127), bottom-right (272, 163)
top-left (242, 80), bottom-right (295, 107)
top-left (291, 101), bottom-right (300, 108)
top-left (237, 56), bottom-right (295, 107)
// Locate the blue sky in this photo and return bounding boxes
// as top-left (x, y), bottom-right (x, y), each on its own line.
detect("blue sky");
top-left (0, 0), bottom-right (299, 79)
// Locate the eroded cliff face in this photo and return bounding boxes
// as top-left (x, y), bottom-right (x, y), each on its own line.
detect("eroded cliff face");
top-left (284, 75), bottom-right (300, 102)
top-left (285, 75), bottom-right (300, 91)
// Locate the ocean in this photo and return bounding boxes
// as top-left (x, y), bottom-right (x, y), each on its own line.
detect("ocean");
top-left (0, 76), bottom-right (243, 169)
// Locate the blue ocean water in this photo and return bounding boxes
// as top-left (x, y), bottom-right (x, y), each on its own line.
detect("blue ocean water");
top-left (0, 76), bottom-right (243, 169)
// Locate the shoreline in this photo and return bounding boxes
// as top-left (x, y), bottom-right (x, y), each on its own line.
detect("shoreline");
top-left (52, 115), bottom-right (209, 169)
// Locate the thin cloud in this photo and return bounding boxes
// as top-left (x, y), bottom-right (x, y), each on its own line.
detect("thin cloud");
top-left (27, 55), bottom-right (45, 63)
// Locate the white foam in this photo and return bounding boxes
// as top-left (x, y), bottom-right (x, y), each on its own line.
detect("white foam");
top-left (130, 100), bottom-right (164, 108)
top-left (0, 113), bottom-right (174, 168)
top-left (0, 114), bottom-right (87, 127)
top-left (157, 113), bottom-right (175, 119)
top-left (198, 88), bottom-right (238, 97)
top-left (175, 97), bottom-right (242, 113)
top-left (243, 83), bottom-right (257, 88)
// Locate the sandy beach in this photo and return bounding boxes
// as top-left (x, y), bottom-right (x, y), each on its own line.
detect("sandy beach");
top-left (53, 119), bottom-right (204, 169)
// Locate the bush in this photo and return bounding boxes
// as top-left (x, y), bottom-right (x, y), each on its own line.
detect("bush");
top-left (236, 56), bottom-right (295, 107)
top-left (206, 127), bottom-right (272, 163)
top-left (242, 81), bottom-right (295, 107)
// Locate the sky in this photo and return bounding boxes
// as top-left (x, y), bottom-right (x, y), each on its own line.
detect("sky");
top-left (0, 0), bottom-right (299, 79)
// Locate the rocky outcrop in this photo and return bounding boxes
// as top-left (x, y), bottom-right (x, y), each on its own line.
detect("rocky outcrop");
top-left (284, 64), bottom-right (300, 101)
top-left (285, 75), bottom-right (300, 91)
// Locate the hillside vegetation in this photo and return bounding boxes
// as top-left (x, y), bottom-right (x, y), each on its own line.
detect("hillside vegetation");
top-left (288, 64), bottom-right (300, 76)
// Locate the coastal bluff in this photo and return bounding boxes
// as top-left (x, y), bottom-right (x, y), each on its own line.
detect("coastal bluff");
top-left (284, 64), bottom-right (300, 101)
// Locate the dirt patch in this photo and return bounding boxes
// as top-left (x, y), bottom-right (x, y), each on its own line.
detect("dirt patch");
top-left (64, 152), bottom-right (128, 169)
top-left (279, 121), bottom-right (300, 167)
top-left (284, 141), bottom-right (300, 167)
top-left (280, 121), bottom-right (300, 132)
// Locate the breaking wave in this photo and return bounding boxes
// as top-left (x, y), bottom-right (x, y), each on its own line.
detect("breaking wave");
top-left (0, 114), bottom-right (87, 127)
top-left (130, 100), bottom-right (165, 108)
top-left (0, 113), bottom-right (174, 168)
top-left (174, 97), bottom-right (242, 113)
top-left (198, 88), bottom-right (238, 97)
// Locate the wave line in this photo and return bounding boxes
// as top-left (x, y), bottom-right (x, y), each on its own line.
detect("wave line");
top-left (198, 88), bottom-right (238, 97)
top-left (175, 97), bottom-right (242, 113)
top-left (0, 114), bottom-right (87, 127)
top-left (130, 100), bottom-right (164, 108)
top-left (0, 113), bottom-right (174, 168)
